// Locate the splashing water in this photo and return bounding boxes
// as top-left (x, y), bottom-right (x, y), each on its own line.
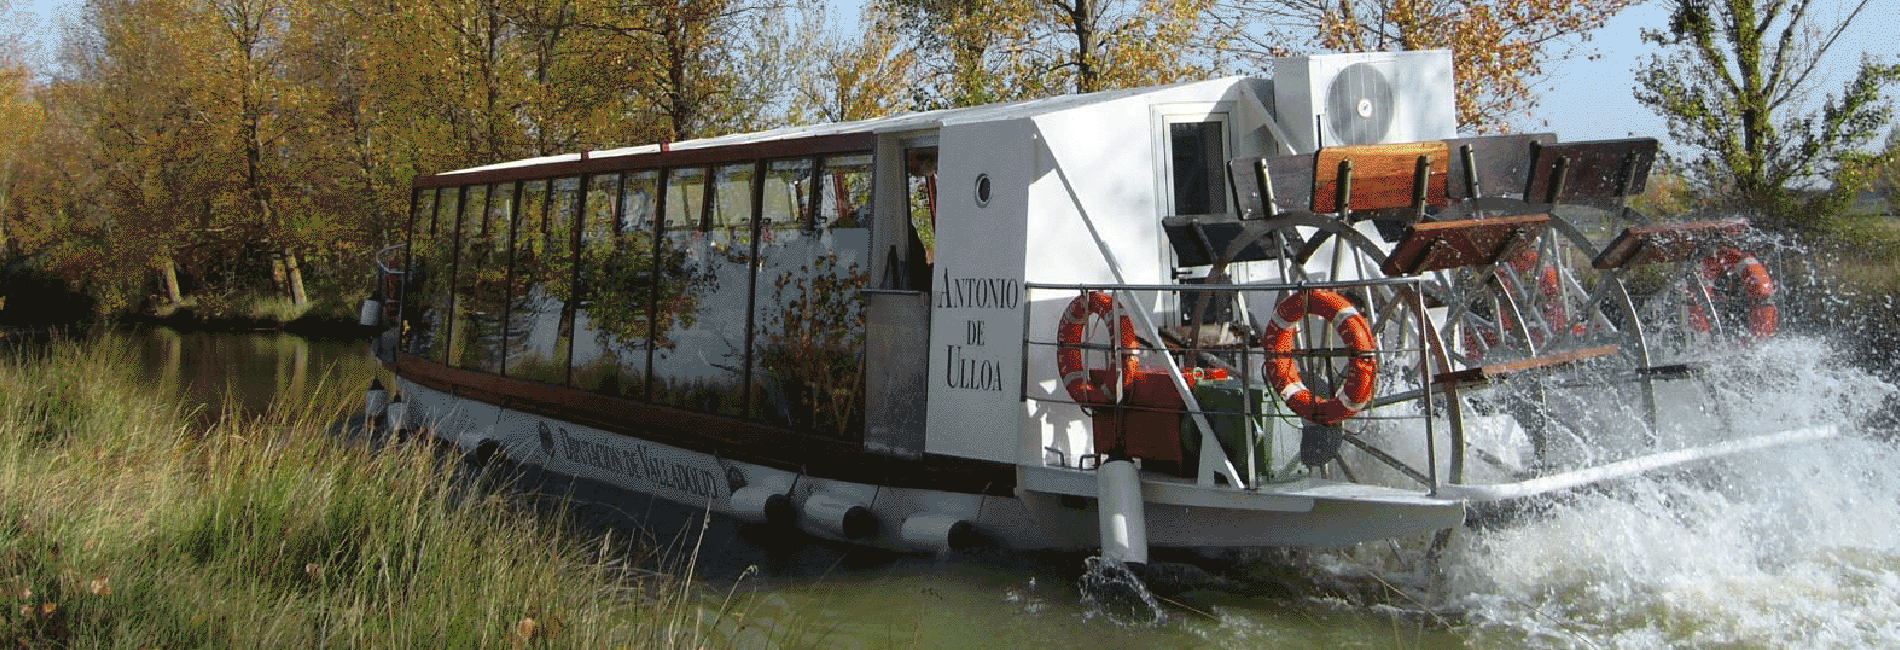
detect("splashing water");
top-left (1427, 335), bottom-right (1900, 649)
top-left (1079, 556), bottom-right (1166, 626)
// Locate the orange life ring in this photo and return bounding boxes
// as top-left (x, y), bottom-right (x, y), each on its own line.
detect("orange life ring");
top-left (1056, 291), bottom-right (1141, 405)
top-left (1261, 290), bottom-right (1378, 426)
top-left (1688, 247), bottom-right (1777, 338)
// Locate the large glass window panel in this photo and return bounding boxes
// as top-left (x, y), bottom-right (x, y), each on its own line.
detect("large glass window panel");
top-left (508, 177), bottom-right (578, 384)
top-left (416, 186), bottom-right (461, 364)
top-left (751, 155), bottom-right (871, 437)
top-left (469, 181), bottom-right (517, 373)
top-left (818, 154), bottom-right (873, 230)
top-left (448, 184), bottom-right (493, 370)
top-left (497, 180), bottom-right (543, 378)
top-left (578, 169), bottom-right (660, 399)
top-left (571, 173), bottom-right (630, 394)
top-left (750, 159), bottom-right (815, 426)
top-left (651, 165), bottom-right (745, 416)
top-left (401, 188), bottom-right (437, 355)
top-left (501, 180), bottom-right (547, 378)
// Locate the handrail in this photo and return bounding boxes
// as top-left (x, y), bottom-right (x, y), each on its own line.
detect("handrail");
top-left (1024, 276), bottom-right (1439, 492)
top-left (374, 244), bottom-right (408, 276)
top-left (1024, 276), bottom-right (1427, 293)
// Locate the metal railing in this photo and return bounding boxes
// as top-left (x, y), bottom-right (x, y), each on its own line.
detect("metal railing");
top-left (1022, 276), bottom-right (1442, 493)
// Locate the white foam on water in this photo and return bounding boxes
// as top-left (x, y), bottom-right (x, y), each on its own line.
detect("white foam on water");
top-left (1433, 336), bottom-right (1900, 649)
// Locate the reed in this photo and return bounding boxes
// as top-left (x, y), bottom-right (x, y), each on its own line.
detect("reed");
top-left (0, 336), bottom-right (804, 649)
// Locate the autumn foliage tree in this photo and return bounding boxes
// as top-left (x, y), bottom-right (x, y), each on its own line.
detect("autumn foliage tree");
top-left (0, 42), bottom-right (38, 256)
top-left (0, 0), bottom-right (1694, 320)
top-left (877, 0), bottom-right (1219, 108)
top-left (1, 0), bottom-right (813, 319)
top-left (786, 4), bottom-right (917, 123)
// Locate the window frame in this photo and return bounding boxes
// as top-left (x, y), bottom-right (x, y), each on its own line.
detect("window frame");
top-left (1152, 103), bottom-right (1236, 219)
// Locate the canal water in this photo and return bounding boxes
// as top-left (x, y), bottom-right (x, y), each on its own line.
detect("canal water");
top-left (119, 326), bottom-right (1900, 649)
top-left (117, 327), bottom-right (383, 420)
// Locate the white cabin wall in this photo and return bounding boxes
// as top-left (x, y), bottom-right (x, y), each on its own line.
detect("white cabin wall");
top-left (1019, 101), bottom-right (1174, 466)
top-left (923, 119), bottom-right (1034, 463)
top-left (917, 77), bottom-right (1307, 466)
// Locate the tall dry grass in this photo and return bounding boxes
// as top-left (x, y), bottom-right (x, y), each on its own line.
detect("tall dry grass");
top-left (0, 336), bottom-right (802, 649)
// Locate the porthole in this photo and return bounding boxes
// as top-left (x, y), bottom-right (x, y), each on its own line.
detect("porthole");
top-left (974, 174), bottom-right (992, 208)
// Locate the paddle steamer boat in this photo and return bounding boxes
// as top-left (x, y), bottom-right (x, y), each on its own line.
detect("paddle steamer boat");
top-left (359, 50), bottom-right (1829, 563)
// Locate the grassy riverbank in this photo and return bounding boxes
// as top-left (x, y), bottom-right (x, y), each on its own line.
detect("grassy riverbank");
top-left (0, 338), bottom-right (785, 648)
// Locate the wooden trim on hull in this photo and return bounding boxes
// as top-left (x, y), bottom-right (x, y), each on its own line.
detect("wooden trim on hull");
top-left (394, 354), bottom-right (1016, 497)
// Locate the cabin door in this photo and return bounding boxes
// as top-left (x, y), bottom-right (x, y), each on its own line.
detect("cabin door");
top-left (863, 145), bottom-right (938, 458)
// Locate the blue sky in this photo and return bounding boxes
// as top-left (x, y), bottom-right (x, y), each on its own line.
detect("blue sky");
top-left (7, 0), bottom-right (1893, 144)
top-left (8, 0), bottom-right (68, 67)
top-left (1531, 0), bottom-right (1896, 142)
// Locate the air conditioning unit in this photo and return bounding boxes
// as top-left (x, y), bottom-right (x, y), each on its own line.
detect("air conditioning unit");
top-left (1271, 50), bottom-right (1457, 154)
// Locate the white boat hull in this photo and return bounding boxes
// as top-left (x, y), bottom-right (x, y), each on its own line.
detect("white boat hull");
top-left (399, 379), bottom-right (1466, 552)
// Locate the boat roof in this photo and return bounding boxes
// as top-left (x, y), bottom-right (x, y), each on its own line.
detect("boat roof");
top-left (428, 76), bottom-right (1253, 182)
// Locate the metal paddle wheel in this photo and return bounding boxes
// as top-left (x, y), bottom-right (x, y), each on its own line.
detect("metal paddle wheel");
top-left (1105, 133), bottom-right (1817, 505)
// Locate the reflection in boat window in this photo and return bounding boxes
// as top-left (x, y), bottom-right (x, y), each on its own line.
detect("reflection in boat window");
top-left (402, 151), bottom-right (873, 438)
top-left (573, 172), bottom-right (637, 397)
top-left (505, 177), bottom-right (579, 385)
top-left (654, 163), bottom-right (737, 415)
top-left (820, 154), bottom-right (873, 230)
top-left (503, 179), bottom-right (549, 379)
top-left (589, 167), bottom-right (665, 399)
top-left (401, 187), bottom-right (437, 358)
top-left (457, 181), bottom-right (514, 374)
top-left (417, 186), bottom-right (461, 364)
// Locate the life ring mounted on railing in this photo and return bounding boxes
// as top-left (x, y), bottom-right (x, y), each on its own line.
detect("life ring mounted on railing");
top-left (1055, 291), bottom-right (1141, 406)
top-left (1687, 247), bottom-right (1777, 338)
top-left (1261, 290), bottom-right (1379, 427)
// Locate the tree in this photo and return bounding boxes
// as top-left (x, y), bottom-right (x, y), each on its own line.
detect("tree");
top-left (1634, 0), bottom-right (1900, 227)
top-left (0, 34), bottom-right (39, 256)
top-left (549, 0), bottom-right (772, 141)
top-left (1873, 130), bottom-right (1900, 216)
top-left (878, 0), bottom-right (1218, 108)
top-left (1210, 0), bottom-right (1632, 131)
top-left (786, 2), bottom-right (916, 123)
